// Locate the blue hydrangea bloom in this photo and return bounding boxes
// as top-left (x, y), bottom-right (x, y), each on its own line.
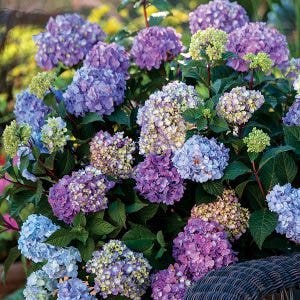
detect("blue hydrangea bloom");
top-left (266, 184), bottom-right (300, 243)
top-left (42, 247), bottom-right (82, 279)
top-left (63, 67), bottom-right (126, 117)
top-left (172, 135), bottom-right (230, 183)
top-left (23, 270), bottom-right (57, 300)
top-left (282, 96), bottom-right (300, 126)
top-left (57, 278), bottom-right (95, 300)
top-left (14, 90), bottom-right (51, 133)
top-left (18, 214), bottom-right (60, 263)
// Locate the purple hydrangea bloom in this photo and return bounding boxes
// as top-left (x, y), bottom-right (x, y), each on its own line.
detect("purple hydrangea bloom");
top-left (151, 263), bottom-right (192, 300)
top-left (266, 184), bottom-right (300, 243)
top-left (131, 26), bottom-right (182, 70)
top-left (49, 175), bottom-right (78, 224)
top-left (18, 214), bottom-right (60, 263)
top-left (34, 13), bottom-right (106, 70)
top-left (227, 22), bottom-right (289, 72)
top-left (172, 135), bottom-right (229, 183)
top-left (283, 96), bottom-right (300, 126)
top-left (84, 41), bottom-right (130, 77)
top-left (63, 66), bottom-right (126, 117)
top-left (189, 0), bottom-right (249, 34)
top-left (14, 90), bottom-right (51, 132)
top-left (134, 150), bottom-right (185, 205)
top-left (173, 218), bottom-right (237, 281)
top-left (283, 58), bottom-right (300, 82)
top-left (57, 278), bottom-right (95, 300)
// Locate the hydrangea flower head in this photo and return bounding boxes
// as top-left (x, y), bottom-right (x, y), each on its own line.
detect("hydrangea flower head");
top-left (227, 22), bottom-right (289, 72)
top-left (189, 28), bottom-right (228, 61)
top-left (14, 90), bottom-right (51, 132)
top-left (18, 214), bottom-right (60, 262)
top-left (266, 184), bottom-right (300, 243)
top-left (84, 41), bottom-right (130, 77)
top-left (131, 26), bottom-right (182, 70)
top-left (283, 58), bottom-right (300, 82)
top-left (243, 52), bottom-right (273, 73)
top-left (243, 127), bottom-right (271, 153)
top-left (86, 240), bottom-right (151, 299)
top-left (189, 0), bottom-right (249, 34)
top-left (172, 135), bottom-right (229, 183)
top-left (216, 86), bottom-right (265, 125)
top-left (63, 67), bottom-right (126, 117)
top-left (134, 150), bottom-right (185, 205)
top-left (90, 131), bottom-right (135, 179)
top-left (41, 117), bottom-right (70, 153)
top-left (34, 13), bottom-right (106, 70)
top-left (283, 96), bottom-right (300, 126)
top-left (3, 121), bottom-right (31, 157)
top-left (173, 218), bottom-right (237, 281)
top-left (57, 278), bottom-right (95, 300)
top-left (294, 75), bottom-right (300, 93)
top-left (42, 247), bottom-right (82, 279)
top-left (29, 72), bottom-right (55, 99)
top-left (23, 270), bottom-right (57, 300)
top-left (191, 189), bottom-right (250, 240)
top-left (151, 263), bottom-right (192, 300)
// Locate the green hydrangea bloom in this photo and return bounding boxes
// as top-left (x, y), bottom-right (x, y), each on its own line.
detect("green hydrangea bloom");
top-left (243, 127), bottom-right (271, 153)
top-left (3, 120), bottom-right (31, 157)
top-left (41, 117), bottom-right (69, 153)
top-left (29, 72), bottom-right (55, 99)
top-left (189, 28), bottom-right (228, 61)
top-left (243, 52), bottom-right (273, 73)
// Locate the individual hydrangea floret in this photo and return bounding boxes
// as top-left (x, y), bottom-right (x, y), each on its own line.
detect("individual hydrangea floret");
top-left (131, 26), bottom-right (182, 70)
top-left (63, 67), bottom-right (126, 117)
top-left (243, 127), bottom-right (271, 153)
top-left (189, 28), bottom-right (228, 61)
top-left (173, 218), bottom-right (237, 281)
top-left (216, 86), bottom-right (265, 126)
top-left (57, 278), bottom-right (95, 300)
top-left (29, 72), bottom-right (55, 99)
top-left (134, 150), bottom-right (185, 205)
top-left (172, 135), bottom-right (229, 183)
top-left (23, 270), bottom-right (57, 300)
top-left (283, 96), bottom-right (300, 126)
top-left (14, 90), bottom-right (51, 132)
top-left (86, 240), bottom-right (151, 299)
top-left (42, 247), bottom-right (81, 279)
top-left (191, 189), bottom-right (250, 240)
top-left (84, 41), bottom-right (130, 77)
top-left (34, 13), bottom-right (106, 70)
top-left (267, 184), bottom-right (300, 243)
top-left (189, 0), bottom-right (249, 34)
top-left (243, 52), bottom-right (273, 73)
top-left (3, 121), bottom-right (31, 157)
top-left (18, 214), bottom-right (60, 263)
top-left (41, 117), bottom-right (70, 153)
top-left (151, 263), bottom-right (192, 300)
top-left (227, 22), bottom-right (289, 72)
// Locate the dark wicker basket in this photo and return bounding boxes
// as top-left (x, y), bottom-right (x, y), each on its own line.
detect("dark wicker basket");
top-left (184, 254), bottom-right (300, 300)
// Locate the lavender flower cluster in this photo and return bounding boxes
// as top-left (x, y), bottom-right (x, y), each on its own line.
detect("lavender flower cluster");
top-left (134, 150), bottom-right (185, 205)
top-left (172, 135), bottom-right (229, 183)
top-left (266, 184), bottom-right (300, 243)
top-left (49, 166), bottom-right (115, 224)
top-left (131, 26), bottom-right (182, 70)
top-left (283, 96), bottom-right (300, 126)
top-left (86, 240), bottom-right (151, 299)
top-left (34, 13), bottom-right (106, 70)
top-left (227, 22), bottom-right (289, 72)
top-left (189, 0), bottom-right (249, 34)
top-left (63, 67), bottom-right (126, 117)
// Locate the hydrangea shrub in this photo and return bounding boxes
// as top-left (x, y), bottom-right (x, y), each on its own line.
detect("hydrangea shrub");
top-left (1, 0), bottom-right (300, 299)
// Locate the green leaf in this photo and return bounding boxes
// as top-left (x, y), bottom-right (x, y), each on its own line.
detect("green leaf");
top-left (81, 112), bottom-right (104, 125)
top-left (107, 108), bottom-right (130, 127)
top-left (156, 230), bottom-right (166, 247)
top-left (235, 180), bottom-right (252, 198)
top-left (149, 11), bottom-right (171, 26)
top-left (108, 200), bottom-right (126, 227)
top-left (135, 204), bottom-right (159, 223)
top-left (209, 117), bottom-right (229, 133)
top-left (57, 150), bottom-right (75, 176)
top-left (44, 153), bottom-right (56, 170)
top-left (223, 161), bottom-right (251, 180)
top-left (78, 238), bottom-right (95, 262)
top-left (43, 93), bottom-right (57, 110)
top-left (46, 228), bottom-right (77, 247)
top-left (72, 212), bottom-right (86, 227)
top-left (283, 126), bottom-right (300, 155)
top-left (1, 247), bottom-right (21, 282)
top-left (249, 209), bottom-right (278, 249)
top-left (126, 196), bottom-right (148, 214)
top-left (90, 219), bottom-right (116, 236)
top-left (202, 180), bottom-right (223, 196)
top-left (259, 146), bottom-right (294, 169)
top-left (151, 0), bottom-right (171, 11)
top-left (118, 0), bottom-right (136, 10)
top-left (196, 118), bottom-right (208, 130)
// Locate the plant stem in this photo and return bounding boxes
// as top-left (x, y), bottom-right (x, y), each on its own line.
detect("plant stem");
top-left (207, 63), bottom-right (211, 97)
top-left (251, 160), bottom-right (265, 198)
top-left (249, 69), bottom-right (254, 89)
top-left (143, 0), bottom-right (149, 28)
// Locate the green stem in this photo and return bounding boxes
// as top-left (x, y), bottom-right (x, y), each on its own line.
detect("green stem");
top-left (252, 161), bottom-right (265, 198)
